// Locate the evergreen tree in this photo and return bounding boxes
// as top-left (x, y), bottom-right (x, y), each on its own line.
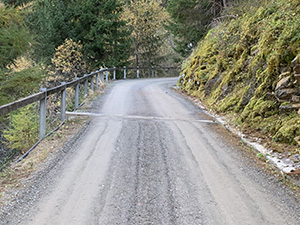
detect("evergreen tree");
top-left (28, 0), bottom-right (70, 62)
top-left (122, 0), bottom-right (170, 68)
top-left (29, 0), bottom-right (130, 68)
top-left (0, 6), bottom-right (32, 68)
top-left (3, 0), bottom-right (31, 7)
top-left (166, 0), bottom-right (228, 57)
top-left (69, 0), bottom-right (131, 68)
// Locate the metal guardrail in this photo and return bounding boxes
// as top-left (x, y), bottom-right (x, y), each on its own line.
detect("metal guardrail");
top-left (0, 65), bottom-right (179, 165)
top-left (0, 66), bottom-right (179, 140)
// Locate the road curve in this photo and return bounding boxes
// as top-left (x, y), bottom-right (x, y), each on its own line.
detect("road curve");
top-left (8, 78), bottom-right (300, 224)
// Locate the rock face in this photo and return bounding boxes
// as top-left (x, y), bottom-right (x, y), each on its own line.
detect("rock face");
top-left (275, 76), bottom-right (294, 90)
top-left (274, 56), bottom-right (300, 114)
top-left (294, 65), bottom-right (300, 74)
top-left (274, 88), bottom-right (298, 101)
top-left (291, 55), bottom-right (298, 67)
top-left (292, 95), bottom-right (300, 103)
top-left (295, 74), bottom-right (300, 85)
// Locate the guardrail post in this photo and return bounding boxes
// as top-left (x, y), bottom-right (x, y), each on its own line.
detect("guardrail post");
top-left (168, 67), bottom-right (171, 76)
top-left (152, 66), bottom-right (154, 78)
top-left (113, 67), bottom-right (116, 80)
top-left (124, 66), bottom-right (126, 79)
top-left (106, 68), bottom-right (109, 82)
top-left (137, 66), bottom-right (139, 78)
top-left (96, 71), bottom-right (99, 89)
top-left (84, 74), bottom-right (88, 96)
top-left (91, 75), bottom-right (94, 92)
top-left (61, 82), bottom-right (66, 121)
top-left (100, 70), bottom-right (104, 83)
top-left (75, 77), bottom-right (80, 108)
top-left (39, 88), bottom-right (47, 140)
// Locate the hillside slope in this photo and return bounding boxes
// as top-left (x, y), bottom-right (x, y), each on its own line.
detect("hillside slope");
top-left (179, 0), bottom-right (300, 149)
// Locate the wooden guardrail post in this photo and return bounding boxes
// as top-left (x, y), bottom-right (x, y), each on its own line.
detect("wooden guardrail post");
top-left (84, 74), bottom-right (88, 96)
top-left (75, 77), bottom-right (80, 108)
top-left (60, 82), bottom-right (66, 121)
top-left (137, 66), bottom-right (139, 78)
top-left (113, 67), bottom-right (116, 80)
top-left (124, 66), bottom-right (126, 79)
top-left (39, 88), bottom-right (47, 140)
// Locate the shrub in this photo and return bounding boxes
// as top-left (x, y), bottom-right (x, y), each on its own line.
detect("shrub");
top-left (47, 39), bottom-right (88, 87)
top-left (3, 104), bottom-right (39, 154)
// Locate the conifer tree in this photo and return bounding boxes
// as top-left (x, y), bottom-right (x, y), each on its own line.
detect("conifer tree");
top-left (29, 0), bottom-right (130, 68)
top-left (3, 0), bottom-right (31, 7)
top-left (166, 0), bottom-right (229, 57)
top-left (122, 0), bottom-right (169, 68)
top-left (0, 6), bottom-right (32, 67)
top-left (28, 0), bottom-right (70, 62)
top-left (69, 0), bottom-right (131, 68)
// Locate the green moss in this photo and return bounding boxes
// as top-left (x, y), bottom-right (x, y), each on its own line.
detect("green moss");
top-left (260, 115), bottom-right (282, 135)
top-left (273, 115), bottom-right (300, 144)
top-left (216, 84), bottom-right (245, 112)
top-left (253, 99), bottom-right (278, 117)
top-left (235, 84), bottom-right (251, 111)
top-left (239, 97), bottom-right (277, 120)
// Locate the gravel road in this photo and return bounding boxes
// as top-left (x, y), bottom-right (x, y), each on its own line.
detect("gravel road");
top-left (2, 78), bottom-right (300, 224)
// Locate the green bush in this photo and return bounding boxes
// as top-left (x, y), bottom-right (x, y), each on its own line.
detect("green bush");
top-left (3, 104), bottom-right (39, 154)
top-left (47, 39), bottom-right (87, 87)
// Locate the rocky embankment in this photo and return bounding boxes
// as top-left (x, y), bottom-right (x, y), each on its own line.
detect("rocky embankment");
top-left (178, 0), bottom-right (300, 173)
top-left (274, 56), bottom-right (300, 145)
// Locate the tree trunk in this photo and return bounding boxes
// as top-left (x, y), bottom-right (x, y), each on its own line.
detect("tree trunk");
top-left (132, 38), bottom-right (139, 68)
top-left (135, 51), bottom-right (139, 68)
top-left (147, 45), bottom-right (152, 77)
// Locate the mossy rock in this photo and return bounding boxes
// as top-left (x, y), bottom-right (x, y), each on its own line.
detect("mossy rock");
top-left (273, 115), bottom-right (300, 144)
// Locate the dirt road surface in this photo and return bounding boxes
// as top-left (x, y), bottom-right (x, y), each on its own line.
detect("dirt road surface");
top-left (3, 78), bottom-right (300, 224)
